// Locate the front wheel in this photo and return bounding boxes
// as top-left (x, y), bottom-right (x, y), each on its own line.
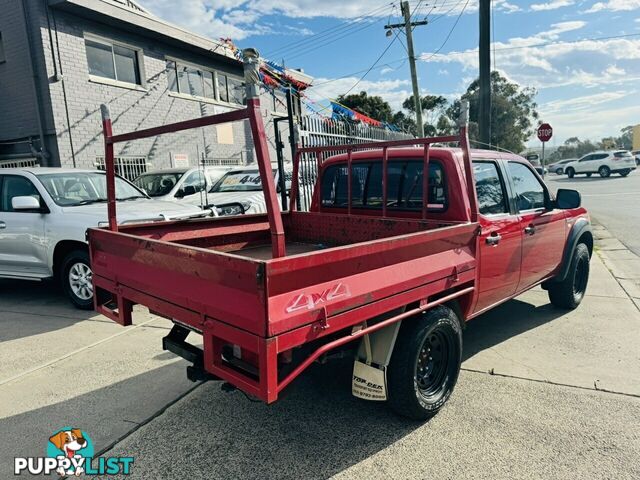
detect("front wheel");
top-left (586, 173), bottom-right (592, 178)
top-left (556, 168), bottom-right (563, 175)
top-left (61, 249), bottom-right (94, 310)
top-left (548, 243), bottom-right (590, 309)
top-left (599, 165), bottom-right (611, 178)
top-left (566, 168), bottom-right (575, 178)
top-left (387, 305), bottom-right (462, 420)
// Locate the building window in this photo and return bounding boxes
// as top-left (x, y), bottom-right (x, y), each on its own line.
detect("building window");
top-left (85, 37), bottom-right (142, 85)
top-left (0, 31), bottom-right (6, 63)
top-left (167, 59), bottom-right (245, 105)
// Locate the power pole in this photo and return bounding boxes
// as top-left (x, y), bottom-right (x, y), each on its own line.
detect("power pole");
top-left (385, 1), bottom-right (428, 137)
top-left (478, 0), bottom-right (491, 146)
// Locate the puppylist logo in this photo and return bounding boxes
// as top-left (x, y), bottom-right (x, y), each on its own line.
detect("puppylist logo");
top-left (14, 427), bottom-right (134, 476)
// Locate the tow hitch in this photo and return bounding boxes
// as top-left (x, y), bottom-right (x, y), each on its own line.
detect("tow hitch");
top-left (162, 324), bottom-right (220, 383)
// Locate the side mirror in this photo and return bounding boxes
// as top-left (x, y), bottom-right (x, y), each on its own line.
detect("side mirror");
top-left (555, 189), bottom-right (581, 209)
top-left (12, 196), bottom-right (42, 211)
top-left (183, 185), bottom-right (197, 196)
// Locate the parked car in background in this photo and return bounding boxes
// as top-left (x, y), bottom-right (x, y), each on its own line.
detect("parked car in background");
top-left (133, 166), bottom-right (233, 208)
top-left (564, 151), bottom-right (636, 178)
top-left (548, 159), bottom-right (576, 175)
top-left (207, 164), bottom-right (292, 215)
top-left (0, 168), bottom-right (210, 309)
top-left (632, 150), bottom-right (640, 165)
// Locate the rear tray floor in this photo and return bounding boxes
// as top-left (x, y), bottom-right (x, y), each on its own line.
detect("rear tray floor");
top-left (230, 241), bottom-right (328, 260)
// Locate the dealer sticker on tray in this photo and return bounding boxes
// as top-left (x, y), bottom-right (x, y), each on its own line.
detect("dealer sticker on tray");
top-left (352, 360), bottom-right (387, 401)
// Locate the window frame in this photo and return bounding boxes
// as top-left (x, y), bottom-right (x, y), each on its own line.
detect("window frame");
top-left (0, 174), bottom-right (47, 213)
top-left (472, 159), bottom-right (511, 217)
top-left (319, 158), bottom-right (448, 214)
top-left (506, 160), bottom-right (549, 213)
top-left (84, 33), bottom-right (146, 89)
top-left (165, 56), bottom-right (245, 107)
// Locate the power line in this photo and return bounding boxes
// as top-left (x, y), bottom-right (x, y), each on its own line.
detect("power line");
top-left (421, 0), bottom-right (471, 62)
top-left (264, 2), bottom-right (394, 58)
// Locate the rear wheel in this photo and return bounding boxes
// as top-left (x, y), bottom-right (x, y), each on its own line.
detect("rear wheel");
top-left (555, 168), bottom-right (563, 175)
top-left (599, 165), bottom-right (610, 178)
top-left (566, 168), bottom-right (575, 178)
top-left (548, 243), bottom-right (590, 309)
top-left (387, 305), bottom-right (462, 420)
top-left (61, 249), bottom-right (94, 310)
top-left (620, 169), bottom-right (631, 177)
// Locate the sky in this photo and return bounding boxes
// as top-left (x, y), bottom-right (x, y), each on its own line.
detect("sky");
top-left (136, 0), bottom-right (640, 147)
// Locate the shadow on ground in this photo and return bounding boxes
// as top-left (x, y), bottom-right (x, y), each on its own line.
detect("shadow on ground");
top-left (463, 297), bottom-right (566, 362)
top-left (0, 279), bottom-right (98, 342)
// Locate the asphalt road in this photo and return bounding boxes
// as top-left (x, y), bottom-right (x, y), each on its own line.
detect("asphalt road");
top-left (545, 169), bottom-right (640, 256)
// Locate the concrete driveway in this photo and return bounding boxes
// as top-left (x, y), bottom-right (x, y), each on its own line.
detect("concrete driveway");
top-left (1, 244), bottom-right (639, 478)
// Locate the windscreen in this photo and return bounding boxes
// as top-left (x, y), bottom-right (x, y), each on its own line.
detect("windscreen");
top-left (210, 169), bottom-right (277, 193)
top-left (134, 172), bottom-right (184, 197)
top-left (39, 172), bottom-right (144, 206)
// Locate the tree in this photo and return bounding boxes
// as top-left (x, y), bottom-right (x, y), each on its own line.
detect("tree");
top-left (335, 91), bottom-right (394, 123)
top-left (403, 95), bottom-right (449, 133)
top-left (446, 71), bottom-right (539, 153)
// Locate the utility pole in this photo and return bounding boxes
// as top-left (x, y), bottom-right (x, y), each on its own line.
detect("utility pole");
top-left (478, 0), bottom-right (491, 146)
top-left (385, 1), bottom-right (428, 137)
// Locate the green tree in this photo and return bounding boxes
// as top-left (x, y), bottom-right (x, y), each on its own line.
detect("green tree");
top-left (402, 95), bottom-right (449, 134)
top-left (335, 91), bottom-right (394, 123)
top-left (446, 71), bottom-right (539, 153)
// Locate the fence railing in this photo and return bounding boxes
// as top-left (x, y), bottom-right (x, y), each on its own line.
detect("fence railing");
top-left (295, 116), bottom-right (414, 211)
top-left (202, 157), bottom-right (245, 166)
top-left (95, 155), bottom-right (149, 181)
top-left (0, 158), bottom-right (40, 169)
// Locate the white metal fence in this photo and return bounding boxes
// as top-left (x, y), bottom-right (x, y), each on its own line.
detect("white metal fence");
top-left (202, 157), bottom-right (245, 166)
top-left (295, 116), bottom-right (414, 211)
top-left (0, 158), bottom-right (40, 169)
top-left (95, 155), bottom-right (149, 181)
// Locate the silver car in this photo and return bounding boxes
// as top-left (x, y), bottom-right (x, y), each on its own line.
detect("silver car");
top-left (0, 168), bottom-right (210, 308)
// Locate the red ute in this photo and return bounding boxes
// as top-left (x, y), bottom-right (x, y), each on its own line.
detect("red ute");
top-left (88, 49), bottom-right (592, 420)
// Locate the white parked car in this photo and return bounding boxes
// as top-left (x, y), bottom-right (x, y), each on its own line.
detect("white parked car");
top-left (207, 165), bottom-right (292, 215)
top-left (133, 166), bottom-right (233, 208)
top-left (564, 151), bottom-right (636, 178)
top-left (547, 158), bottom-right (577, 175)
top-left (0, 168), bottom-right (210, 309)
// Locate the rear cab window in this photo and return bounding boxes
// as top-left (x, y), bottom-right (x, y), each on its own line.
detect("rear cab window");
top-left (473, 161), bottom-right (508, 216)
top-left (320, 159), bottom-right (447, 212)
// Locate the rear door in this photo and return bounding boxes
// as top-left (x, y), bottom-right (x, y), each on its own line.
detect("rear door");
top-left (473, 160), bottom-right (522, 313)
top-left (506, 161), bottom-right (566, 291)
top-left (0, 174), bottom-right (49, 277)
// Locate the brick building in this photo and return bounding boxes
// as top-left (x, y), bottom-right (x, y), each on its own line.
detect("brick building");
top-left (0, 0), bottom-right (311, 176)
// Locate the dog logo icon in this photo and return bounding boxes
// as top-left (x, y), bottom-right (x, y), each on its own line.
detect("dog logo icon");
top-left (47, 427), bottom-right (93, 476)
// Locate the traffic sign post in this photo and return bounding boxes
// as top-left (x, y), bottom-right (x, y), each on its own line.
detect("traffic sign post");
top-left (537, 123), bottom-right (553, 178)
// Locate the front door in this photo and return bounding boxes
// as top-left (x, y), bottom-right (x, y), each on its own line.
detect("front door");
top-left (473, 161), bottom-right (523, 314)
top-left (506, 162), bottom-right (566, 291)
top-left (0, 175), bottom-right (48, 277)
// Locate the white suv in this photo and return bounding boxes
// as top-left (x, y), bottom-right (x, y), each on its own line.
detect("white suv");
top-left (0, 168), bottom-right (210, 308)
top-left (564, 150), bottom-right (636, 178)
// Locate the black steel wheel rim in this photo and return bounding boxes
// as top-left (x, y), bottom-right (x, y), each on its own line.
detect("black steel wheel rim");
top-left (573, 256), bottom-right (588, 296)
top-left (415, 328), bottom-right (454, 397)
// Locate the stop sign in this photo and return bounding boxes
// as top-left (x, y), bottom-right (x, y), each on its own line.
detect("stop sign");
top-left (537, 123), bottom-right (553, 142)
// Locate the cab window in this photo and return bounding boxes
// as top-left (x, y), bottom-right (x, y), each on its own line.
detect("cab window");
top-left (181, 171), bottom-right (206, 192)
top-left (507, 162), bottom-right (545, 211)
top-left (473, 161), bottom-right (508, 215)
top-left (321, 159), bottom-right (447, 212)
top-left (0, 176), bottom-right (41, 212)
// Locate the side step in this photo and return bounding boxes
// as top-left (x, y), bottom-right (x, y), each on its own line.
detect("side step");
top-left (162, 324), bottom-right (220, 383)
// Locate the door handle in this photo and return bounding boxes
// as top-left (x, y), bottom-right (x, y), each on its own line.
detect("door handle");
top-left (486, 233), bottom-right (502, 246)
top-left (524, 225), bottom-right (536, 235)
top-left (0, 221), bottom-right (5, 229)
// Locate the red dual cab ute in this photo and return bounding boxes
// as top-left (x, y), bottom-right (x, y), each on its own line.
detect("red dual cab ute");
top-left (89, 49), bottom-right (591, 420)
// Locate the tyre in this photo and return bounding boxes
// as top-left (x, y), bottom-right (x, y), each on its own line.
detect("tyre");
top-left (586, 173), bottom-right (592, 178)
top-left (566, 168), bottom-right (575, 178)
top-left (387, 305), bottom-right (462, 420)
top-left (548, 243), bottom-right (590, 309)
top-left (555, 168), bottom-right (563, 175)
top-left (61, 249), bottom-right (94, 310)
top-left (598, 165), bottom-right (610, 178)
top-left (620, 169), bottom-right (630, 177)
